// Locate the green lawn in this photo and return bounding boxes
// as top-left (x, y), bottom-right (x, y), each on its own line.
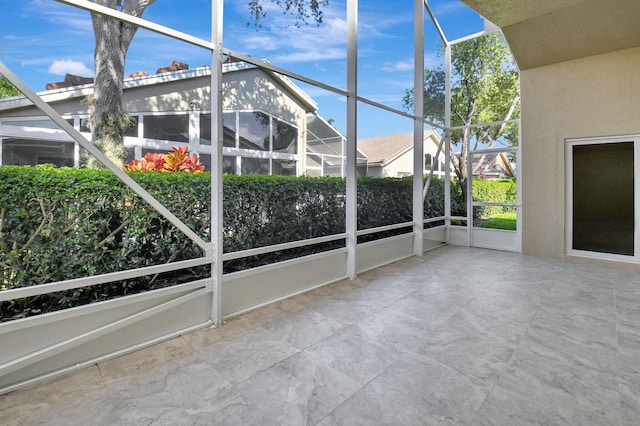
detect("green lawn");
top-left (478, 212), bottom-right (517, 230)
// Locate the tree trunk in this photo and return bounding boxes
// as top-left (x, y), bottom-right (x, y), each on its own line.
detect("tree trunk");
top-left (88, 0), bottom-right (156, 167)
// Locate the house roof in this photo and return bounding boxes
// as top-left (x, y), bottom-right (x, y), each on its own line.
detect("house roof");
top-left (462, 0), bottom-right (640, 70)
top-left (357, 130), bottom-right (440, 166)
top-left (0, 60), bottom-right (318, 113)
top-left (472, 151), bottom-right (515, 178)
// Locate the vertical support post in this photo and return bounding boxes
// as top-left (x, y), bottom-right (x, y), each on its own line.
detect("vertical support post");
top-left (73, 117), bottom-right (80, 167)
top-left (444, 44), bottom-right (452, 243)
top-left (516, 118), bottom-right (522, 252)
top-left (74, 142), bottom-right (80, 167)
top-left (210, 0), bottom-right (224, 326)
top-left (413, 0), bottom-right (425, 256)
top-left (188, 109), bottom-right (199, 153)
top-left (466, 136), bottom-right (473, 247)
top-left (346, 0), bottom-right (358, 279)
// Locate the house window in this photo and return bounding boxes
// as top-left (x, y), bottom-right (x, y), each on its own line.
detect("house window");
top-left (124, 116), bottom-right (138, 137)
top-left (223, 155), bottom-right (236, 174)
top-left (143, 114), bottom-right (189, 143)
top-left (425, 153), bottom-right (432, 169)
top-left (199, 112), bottom-right (236, 147)
top-left (273, 119), bottom-right (297, 153)
top-left (241, 157), bottom-right (270, 175)
top-left (273, 159), bottom-right (296, 176)
top-left (2, 138), bottom-right (74, 167)
top-left (238, 111), bottom-right (270, 151)
top-left (222, 110), bottom-right (299, 176)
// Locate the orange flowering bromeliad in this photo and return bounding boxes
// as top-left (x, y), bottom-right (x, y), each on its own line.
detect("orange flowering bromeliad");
top-left (125, 146), bottom-right (205, 173)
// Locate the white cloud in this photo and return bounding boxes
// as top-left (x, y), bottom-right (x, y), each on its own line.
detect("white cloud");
top-left (30, 0), bottom-right (93, 33)
top-left (48, 60), bottom-right (94, 77)
top-left (380, 61), bottom-right (414, 72)
top-left (274, 48), bottom-right (346, 63)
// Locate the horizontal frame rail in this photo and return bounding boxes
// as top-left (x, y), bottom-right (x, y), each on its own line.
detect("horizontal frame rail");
top-left (472, 202), bottom-right (519, 207)
top-left (469, 146), bottom-right (519, 155)
top-left (222, 233), bottom-right (347, 261)
top-left (424, 216), bottom-right (446, 224)
top-left (0, 286), bottom-right (208, 377)
top-left (0, 257), bottom-right (211, 302)
top-left (357, 221), bottom-right (414, 237)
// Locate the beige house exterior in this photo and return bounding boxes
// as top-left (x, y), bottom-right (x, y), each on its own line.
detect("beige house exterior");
top-left (463, 0), bottom-right (640, 261)
top-left (358, 130), bottom-right (450, 178)
top-left (0, 61), bottom-right (319, 176)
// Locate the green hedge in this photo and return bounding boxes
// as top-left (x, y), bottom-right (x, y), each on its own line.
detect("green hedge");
top-left (472, 179), bottom-right (517, 218)
top-left (0, 166), bottom-right (510, 320)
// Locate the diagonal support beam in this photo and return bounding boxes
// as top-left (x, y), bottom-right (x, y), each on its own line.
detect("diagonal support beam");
top-left (0, 62), bottom-right (210, 253)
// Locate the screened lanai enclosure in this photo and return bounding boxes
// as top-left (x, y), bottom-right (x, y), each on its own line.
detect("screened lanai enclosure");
top-left (0, 0), bottom-right (522, 393)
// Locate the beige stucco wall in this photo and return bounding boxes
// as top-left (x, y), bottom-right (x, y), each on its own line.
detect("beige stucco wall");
top-left (521, 46), bottom-right (640, 258)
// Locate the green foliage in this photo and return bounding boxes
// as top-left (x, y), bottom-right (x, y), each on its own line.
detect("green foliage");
top-left (0, 166), bottom-right (208, 320)
top-left (403, 33), bottom-right (520, 199)
top-left (0, 77), bottom-right (21, 98)
top-left (0, 166), bottom-right (512, 321)
top-left (477, 212), bottom-right (517, 230)
top-left (472, 179), bottom-right (517, 218)
top-left (86, 110), bottom-right (134, 169)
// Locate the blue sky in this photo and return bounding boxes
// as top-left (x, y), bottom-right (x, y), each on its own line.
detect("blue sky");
top-left (0, 0), bottom-right (485, 139)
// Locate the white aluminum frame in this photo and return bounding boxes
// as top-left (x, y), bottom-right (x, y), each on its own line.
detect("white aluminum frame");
top-left (565, 134), bottom-right (640, 263)
top-left (0, 0), bottom-right (525, 394)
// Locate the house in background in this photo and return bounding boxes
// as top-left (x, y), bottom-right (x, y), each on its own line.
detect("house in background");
top-left (0, 60), bottom-right (344, 177)
top-left (305, 113), bottom-right (368, 177)
top-left (358, 130), bottom-right (451, 178)
top-left (471, 151), bottom-right (515, 180)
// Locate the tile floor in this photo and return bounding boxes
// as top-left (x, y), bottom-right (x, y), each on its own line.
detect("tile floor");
top-left (2, 245), bottom-right (640, 425)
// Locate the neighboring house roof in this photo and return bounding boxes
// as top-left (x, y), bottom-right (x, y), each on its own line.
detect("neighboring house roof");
top-left (472, 151), bottom-right (515, 178)
top-left (358, 130), bottom-right (441, 166)
top-left (0, 60), bottom-right (318, 113)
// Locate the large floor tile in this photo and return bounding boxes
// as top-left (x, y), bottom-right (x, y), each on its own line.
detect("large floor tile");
top-left (304, 327), bottom-right (400, 386)
top-left (524, 305), bottom-right (618, 374)
top-left (498, 339), bottom-right (620, 423)
top-left (346, 305), bottom-right (432, 353)
top-left (105, 357), bottom-right (241, 425)
top-left (236, 351), bottom-right (360, 426)
top-left (411, 310), bottom-right (517, 383)
top-left (619, 372), bottom-right (640, 426)
top-left (618, 321), bottom-right (640, 375)
top-left (454, 295), bottom-right (539, 344)
top-left (189, 326), bottom-right (300, 385)
top-left (473, 384), bottom-right (613, 426)
top-left (99, 337), bottom-right (198, 385)
top-left (0, 366), bottom-right (120, 426)
top-left (386, 293), bottom-right (460, 330)
top-left (3, 245), bottom-right (640, 425)
top-left (261, 307), bottom-right (345, 349)
top-left (543, 284), bottom-right (616, 322)
top-left (319, 352), bottom-right (492, 425)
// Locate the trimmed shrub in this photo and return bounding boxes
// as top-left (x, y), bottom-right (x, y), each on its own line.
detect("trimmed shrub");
top-left (0, 166), bottom-right (503, 320)
top-left (472, 179), bottom-right (517, 218)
